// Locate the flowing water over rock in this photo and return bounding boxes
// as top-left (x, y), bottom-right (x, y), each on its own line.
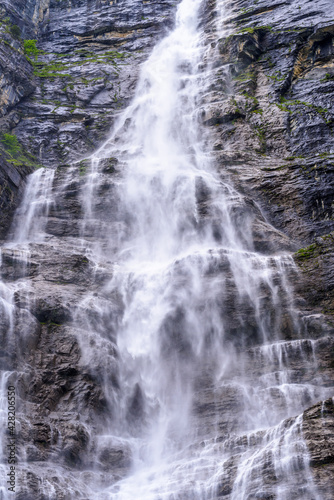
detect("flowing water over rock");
top-left (0, 0), bottom-right (333, 498)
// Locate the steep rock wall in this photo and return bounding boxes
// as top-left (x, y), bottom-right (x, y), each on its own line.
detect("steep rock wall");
top-left (0, 0), bottom-right (176, 237)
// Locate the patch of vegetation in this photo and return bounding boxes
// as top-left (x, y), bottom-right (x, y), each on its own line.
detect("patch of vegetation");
top-left (284, 155), bottom-right (305, 161)
top-left (236, 25), bottom-right (273, 35)
top-left (320, 73), bottom-right (334, 83)
top-left (230, 97), bottom-right (242, 114)
top-left (240, 7), bottom-right (253, 14)
top-left (0, 132), bottom-right (41, 168)
top-left (69, 105), bottom-right (80, 114)
top-left (78, 159), bottom-right (89, 176)
top-left (267, 70), bottom-right (287, 82)
top-left (261, 165), bottom-right (287, 171)
top-left (258, 54), bottom-right (275, 69)
top-left (242, 91), bottom-right (259, 104)
top-left (223, 25), bottom-right (272, 47)
top-left (241, 91), bottom-right (264, 114)
top-left (275, 96), bottom-right (329, 122)
top-left (254, 124), bottom-right (267, 153)
top-left (1, 133), bottom-right (21, 155)
top-left (32, 59), bottom-right (72, 79)
top-left (233, 70), bottom-right (255, 83)
top-left (0, 16), bottom-right (21, 39)
top-left (26, 47), bottom-right (128, 80)
top-left (294, 243), bottom-right (318, 261)
top-left (24, 39), bottom-right (39, 60)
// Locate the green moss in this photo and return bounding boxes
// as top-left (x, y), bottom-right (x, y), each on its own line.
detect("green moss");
top-left (0, 17), bottom-right (21, 39)
top-left (233, 71), bottom-right (255, 83)
top-left (320, 73), bottom-right (334, 83)
top-left (230, 97), bottom-right (241, 114)
top-left (223, 25), bottom-right (272, 48)
top-left (242, 91), bottom-right (258, 104)
top-left (294, 243), bottom-right (318, 261)
top-left (284, 155), bottom-right (305, 161)
top-left (32, 59), bottom-right (72, 79)
top-left (262, 165), bottom-right (287, 171)
top-left (267, 70), bottom-right (286, 82)
top-left (28, 47), bottom-right (128, 80)
top-left (0, 132), bottom-right (42, 168)
top-left (236, 25), bottom-right (273, 35)
top-left (78, 159), bottom-right (90, 176)
top-left (275, 96), bottom-right (329, 121)
top-left (254, 124), bottom-right (267, 152)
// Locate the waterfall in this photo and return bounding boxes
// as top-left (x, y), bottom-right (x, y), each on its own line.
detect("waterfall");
top-left (0, 0), bottom-right (331, 498)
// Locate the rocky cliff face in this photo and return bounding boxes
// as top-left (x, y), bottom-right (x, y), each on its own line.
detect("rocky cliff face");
top-left (0, 0), bottom-right (176, 236)
top-left (0, 0), bottom-right (334, 498)
top-left (204, 1), bottom-right (334, 492)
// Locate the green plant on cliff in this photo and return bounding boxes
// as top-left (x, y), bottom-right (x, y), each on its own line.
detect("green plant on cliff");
top-left (25, 48), bottom-right (128, 80)
top-left (0, 132), bottom-right (41, 168)
top-left (254, 124), bottom-right (267, 154)
top-left (230, 97), bottom-right (241, 114)
top-left (0, 16), bottom-right (21, 39)
top-left (33, 61), bottom-right (72, 79)
top-left (1, 133), bottom-right (21, 156)
top-left (78, 160), bottom-right (90, 176)
top-left (234, 72), bottom-right (254, 83)
top-left (236, 25), bottom-right (273, 35)
top-left (295, 243), bottom-right (318, 261)
top-left (267, 70), bottom-right (286, 82)
top-left (275, 96), bottom-right (329, 122)
top-left (321, 73), bottom-right (334, 83)
top-left (24, 39), bottom-right (39, 60)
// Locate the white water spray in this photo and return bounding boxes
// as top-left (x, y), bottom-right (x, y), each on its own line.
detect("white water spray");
top-left (71, 0), bottom-right (326, 498)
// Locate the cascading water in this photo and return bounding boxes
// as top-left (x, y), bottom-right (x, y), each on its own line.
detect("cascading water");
top-left (0, 0), bottom-right (332, 498)
top-left (71, 0), bottom-right (329, 497)
top-left (0, 166), bottom-right (55, 499)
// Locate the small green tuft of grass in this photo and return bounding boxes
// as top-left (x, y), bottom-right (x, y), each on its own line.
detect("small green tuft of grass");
top-left (295, 244), bottom-right (318, 261)
top-left (320, 73), bottom-right (334, 83)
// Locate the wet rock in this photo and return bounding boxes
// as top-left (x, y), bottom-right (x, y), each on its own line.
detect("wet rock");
top-left (0, 25), bottom-right (35, 118)
top-left (61, 422), bottom-right (90, 466)
top-left (0, 16), bottom-right (36, 238)
top-left (98, 444), bottom-right (132, 474)
top-left (159, 307), bottom-right (194, 361)
top-left (303, 399), bottom-right (334, 500)
top-left (203, 0), bottom-right (334, 246)
top-left (126, 383), bottom-right (145, 423)
top-left (293, 232), bottom-right (334, 322)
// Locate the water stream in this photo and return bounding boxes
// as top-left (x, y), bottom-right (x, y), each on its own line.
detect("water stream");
top-left (0, 0), bottom-right (331, 498)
